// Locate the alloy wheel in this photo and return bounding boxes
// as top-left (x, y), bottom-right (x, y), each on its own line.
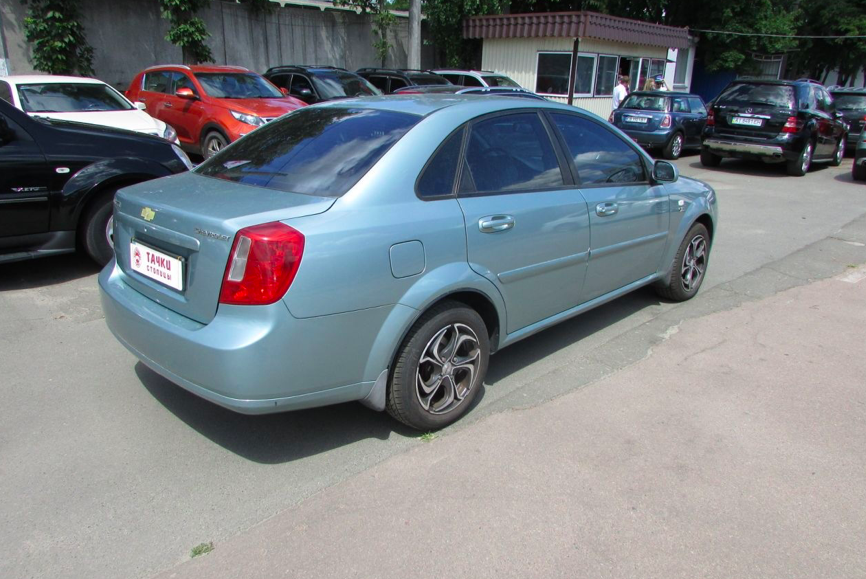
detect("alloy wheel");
top-left (105, 216), bottom-right (114, 250)
top-left (801, 142), bottom-right (813, 174)
top-left (206, 136), bottom-right (224, 158)
top-left (835, 140), bottom-right (845, 164)
top-left (671, 134), bottom-right (683, 158)
top-left (681, 234), bottom-right (707, 292)
top-left (416, 323), bottom-right (481, 415)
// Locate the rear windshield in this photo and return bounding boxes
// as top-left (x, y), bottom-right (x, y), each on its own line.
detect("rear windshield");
top-left (17, 83), bottom-right (132, 113)
top-left (408, 73), bottom-right (450, 86)
top-left (482, 75), bottom-right (520, 88)
top-left (196, 108), bottom-right (419, 197)
top-left (831, 94), bottom-right (866, 110)
top-left (717, 83), bottom-right (796, 109)
top-left (310, 72), bottom-right (381, 99)
top-left (620, 94), bottom-right (667, 111)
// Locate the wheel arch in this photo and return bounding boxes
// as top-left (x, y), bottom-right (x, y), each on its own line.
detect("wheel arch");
top-left (200, 123), bottom-right (230, 147)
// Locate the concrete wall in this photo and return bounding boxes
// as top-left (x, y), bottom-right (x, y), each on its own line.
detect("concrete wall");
top-left (1, 0), bottom-right (434, 90)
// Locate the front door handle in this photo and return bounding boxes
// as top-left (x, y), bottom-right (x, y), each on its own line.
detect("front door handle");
top-left (163, 102), bottom-right (173, 108)
top-left (478, 215), bottom-right (515, 233)
top-left (596, 202), bottom-right (618, 217)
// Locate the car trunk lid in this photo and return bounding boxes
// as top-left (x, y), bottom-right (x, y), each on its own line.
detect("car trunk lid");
top-left (112, 172), bottom-right (335, 324)
top-left (712, 83), bottom-right (797, 139)
top-left (616, 108), bottom-right (667, 132)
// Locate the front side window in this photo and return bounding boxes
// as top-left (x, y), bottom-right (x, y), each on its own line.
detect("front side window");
top-left (463, 113), bottom-right (564, 193)
top-left (390, 77), bottom-right (409, 91)
top-left (595, 55), bottom-right (619, 96)
top-left (17, 83), bottom-right (133, 113)
top-left (366, 76), bottom-right (389, 92)
top-left (310, 72), bottom-right (380, 99)
top-left (551, 113), bottom-right (646, 186)
top-left (195, 73), bottom-right (283, 99)
top-left (143, 72), bottom-right (171, 93)
top-left (290, 75), bottom-right (314, 97)
top-left (417, 128), bottom-right (464, 197)
top-left (671, 97), bottom-right (690, 113)
top-left (171, 73), bottom-right (198, 96)
top-left (196, 108), bottom-right (419, 197)
top-left (688, 98), bottom-right (707, 115)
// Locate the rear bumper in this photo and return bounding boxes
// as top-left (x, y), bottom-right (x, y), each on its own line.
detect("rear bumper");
top-left (99, 262), bottom-right (392, 414)
top-left (620, 128), bottom-right (674, 147)
top-left (703, 138), bottom-right (785, 158)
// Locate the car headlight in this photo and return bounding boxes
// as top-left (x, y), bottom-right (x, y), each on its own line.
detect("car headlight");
top-left (163, 123), bottom-right (178, 142)
top-left (172, 144), bottom-right (195, 171)
top-left (230, 110), bottom-right (265, 127)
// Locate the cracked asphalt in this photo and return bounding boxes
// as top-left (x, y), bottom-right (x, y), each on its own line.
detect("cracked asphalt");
top-left (1, 155), bottom-right (865, 579)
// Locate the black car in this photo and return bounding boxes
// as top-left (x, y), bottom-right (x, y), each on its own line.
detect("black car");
top-left (262, 65), bottom-right (380, 104)
top-left (829, 87), bottom-right (866, 146)
top-left (355, 68), bottom-right (451, 94)
top-left (392, 85), bottom-right (545, 100)
top-left (701, 79), bottom-right (848, 176)
top-left (609, 91), bottom-right (708, 160)
top-left (0, 99), bottom-right (191, 265)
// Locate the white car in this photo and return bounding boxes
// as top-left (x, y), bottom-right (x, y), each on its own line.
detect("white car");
top-left (431, 69), bottom-right (522, 89)
top-left (0, 75), bottom-right (179, 143)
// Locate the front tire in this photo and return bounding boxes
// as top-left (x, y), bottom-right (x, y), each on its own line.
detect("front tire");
top-left (386, 301), bottom-right (490, 430)
top-left (787, 141), bottom-right (813, 176)
top-left (81, 192), bottom-right (116, 267)
top-left (203, 131), bottom-right (228, 160)
top-left (655, 222), bottom-right (710, 302)
top-left (663, 132), bottom-right (684, 160)
top-left (700, 146), bottom-right (722, 167)
top-left (831, 138), bottom-right (845, 167)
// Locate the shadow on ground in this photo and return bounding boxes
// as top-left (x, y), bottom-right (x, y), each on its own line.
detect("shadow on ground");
top-left (136, 288), bottom-right (662, 463)
top-left (0, 253), bottom-right (100, 291)
top-left (685, 157), bottom-right (837, 179)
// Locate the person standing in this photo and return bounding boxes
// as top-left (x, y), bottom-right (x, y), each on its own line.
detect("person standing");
top-left (612, 75), bottom-right (629, 109)
top-left (653, 75), bottom-right (670, 91)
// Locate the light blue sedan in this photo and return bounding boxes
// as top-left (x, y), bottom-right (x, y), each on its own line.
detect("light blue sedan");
top-left (99, 95), bottom-right (718, 430)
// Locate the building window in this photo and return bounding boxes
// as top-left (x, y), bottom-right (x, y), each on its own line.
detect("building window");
top-left (536, 52), bottom-right (596, 97)
top-left (674, 48), bottom-right (689, 86)
top-left (595, 55), bottom-right (619, 96)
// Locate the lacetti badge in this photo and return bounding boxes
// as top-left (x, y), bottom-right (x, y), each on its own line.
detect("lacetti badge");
top-left (141, 207), bottom-right (156, 222)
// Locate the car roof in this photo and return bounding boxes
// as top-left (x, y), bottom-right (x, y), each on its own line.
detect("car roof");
top-left (141, 65), bottom-right (251, 74)
top-left (1, 75), bottom-right (107, 85)
top-left (830, 87), bottom-right (866, 94)
top-left (310, 94), bottom-right (581, 118)
top-left (432, 69), bottom-right (496, 75)
top-left (265, 65), bottom-right (350, 74)
top-left (628, 91), bottom-right (698, 98)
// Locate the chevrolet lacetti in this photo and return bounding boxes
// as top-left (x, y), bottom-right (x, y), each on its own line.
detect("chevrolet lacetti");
top-left (99, 96), bottom-right (718, 430)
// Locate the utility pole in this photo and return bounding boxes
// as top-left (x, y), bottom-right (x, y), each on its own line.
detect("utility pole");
top-left (408, 0), bottom-right (421, 69)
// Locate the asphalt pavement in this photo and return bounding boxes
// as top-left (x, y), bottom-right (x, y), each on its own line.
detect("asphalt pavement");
top-left (1, 155), bottom-right (865, 579)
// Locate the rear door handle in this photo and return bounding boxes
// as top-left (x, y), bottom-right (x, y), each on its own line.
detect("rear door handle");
top-left (163, 102), bottom-right (172, 108)
top-left (596, 202), bottom-right (618, 217)
top-left (478, 215), bottom-right (515, 233)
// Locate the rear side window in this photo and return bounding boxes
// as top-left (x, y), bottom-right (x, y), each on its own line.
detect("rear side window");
top-left (462, 75), bottom-right (484, 87)
top-left (551, 113), bottom-right (645, 186)
top-left (671, 97), bottom-right (690, 112)
top-left (390, 77), bottom-right (409, 91)
top-left (143, 72), bottom-right (171, 93)
top-left (688, 98), bottom-right (706, 114)
top-left (717, 83), bottom-right (796, 109)
top-left (196, 108), bottom-right (419, 197)
top-left (417, 128), bottom-right (464, 197)
top-left (366, 76), bottom-right (389, 92)
top-left (832, 93), bottom-right (866, 110)
top-left (463, 112), bottom-right (564, 193)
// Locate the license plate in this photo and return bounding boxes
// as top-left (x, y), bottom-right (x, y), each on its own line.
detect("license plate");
top-left (625, 115), bottom-right (649, 123)
top-left (130, 240), bottom-right (184, 291)
top-left (731, 116), bottom-right (763, 127)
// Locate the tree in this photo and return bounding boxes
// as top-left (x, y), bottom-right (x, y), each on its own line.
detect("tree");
top-left (159, 0), bottom-right (214, 65)
top-left (335, 0), bottom-right (396, 66)
top-left (20, 0), bottom-right (94, 76)
top-left (787, 1), bottom-right (866, 85)
top-left (424, 0), bottom-right (505, 67)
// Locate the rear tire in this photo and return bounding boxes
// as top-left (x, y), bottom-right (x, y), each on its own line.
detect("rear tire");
top-left (81, 191), bottom-right (116, 267)
top-left (853, 161), bottom-right (866, 181)
top-left (700, 146), bottom-right (722, 167)
top-left (655, 222), bottom-right (710, 302)
top-left (203, 131), bottom-right (228, 160)
top-left (831, 138), bottom-right (845, 167)
top-left (787, 141), bottom-right (813, 176)
top-left (386, 301), bottom-right (489, 431)
top-left (663, 132), bottom-right (684, 160)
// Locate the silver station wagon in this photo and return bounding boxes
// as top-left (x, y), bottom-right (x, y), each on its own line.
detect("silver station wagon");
top-left (100, 96), bottom-right (718, 430)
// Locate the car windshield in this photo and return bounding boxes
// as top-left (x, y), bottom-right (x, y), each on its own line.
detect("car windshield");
top-left (482, 75), bottom-right (520, 88)
top-left (831, 94), bottom-right (866, 110)
top-left (717, 83), bottom-right (796, 109)
top-left (408, 73), bottom-right (450, 86)
top-left (17, 83), bottom-right (133, 113)
top-left (195, 73), bottom-right (282, 99)
top-left (310, 72), bottom-right (381, 100)
top-left (196, 108), bottom-right (418, 197)
top-left (621, 94), bottom-right (667, 111)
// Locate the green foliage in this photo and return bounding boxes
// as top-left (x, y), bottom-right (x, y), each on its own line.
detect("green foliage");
top-left (334, 0), bottom-right (396, 66)
top-left (424, 0), bottom-right (505, 68)
top-left (159, 0), bottom-right (214, 64)
top-left (20, 0), bottom-right (94, 76)
top-left (788, 0), bottom-right (866, 85)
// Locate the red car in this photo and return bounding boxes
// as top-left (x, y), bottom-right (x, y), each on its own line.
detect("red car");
top-left (126, 65), bottom-right (306, 159)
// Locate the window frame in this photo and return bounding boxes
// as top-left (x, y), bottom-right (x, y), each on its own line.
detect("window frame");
top-left (544, 110), bottom-right (652, 189)
top-left (142, 70), bottom-right (173, 94)
top-left (535, 51), bottom-right (597, 98)
top-left (413, 125), bottom-right (468, 201)
top-left (594, 54), bottom-right (620, 97)
top-left (455, 109), bottom-right (575, 198)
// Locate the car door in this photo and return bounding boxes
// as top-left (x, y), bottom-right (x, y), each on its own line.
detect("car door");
top-left (0, 110), bottom-right (50, 238)
top-left (688, 97), bottom-right (708, 145)
top-left (159, 72), bottom-right (205, 145)
top-left (819, 88), bottom-right (845, 154)
top-left (456, 111), bottom-right (591, 334)
top-left (548, 112), bottom-right (670, 303)
top-left (136, 70), bottom-right (172, 122)
top-left (812, 87), bottom-right (836, 157)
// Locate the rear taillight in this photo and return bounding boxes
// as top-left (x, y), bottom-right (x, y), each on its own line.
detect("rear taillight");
top-left (782, 116), bottom-right (803, 134)
top-left (219, 222), bottom-right (305, 306)
top-left (707, 109), bottom-right (715, 126)
top-left (660, 114), bottom-right (672, 128)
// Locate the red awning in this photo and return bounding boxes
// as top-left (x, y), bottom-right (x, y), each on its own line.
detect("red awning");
top-left (464, 11), bottom-right (691, 49)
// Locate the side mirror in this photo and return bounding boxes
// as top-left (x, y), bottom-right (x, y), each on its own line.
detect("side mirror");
top-left (298, 88), bottom-right (313, 97)
top-left (653, 160), bottom-right (678, 183)
top-left (175, 88), bottom-right (197, 99)
top-left (135, 102), bottom-right (147, 111)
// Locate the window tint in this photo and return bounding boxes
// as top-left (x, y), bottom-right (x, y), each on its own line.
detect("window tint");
top-left (463, 113), bottom-right (564, 193)
top-left (621, 94), bottom-right (666, 111)
top-left (410, 73), bottom-right (450, 86)
top-left (196, 73), bottom-right (282, 98)
top-left (310, 72), bottom-right (380, 99)
top-left (819, 89), bottom-right (835, 113)
top-left (0, 81), bottom-right (12, 104)
top-left (196, 108), bottom-right (419, 197)
top-left (688, 97), bottom-right (706, 114)
top-left (551, 113), bottom-right (646, 186)
top-left (390, 77), bottom-right (409, 91)
top-left (17, 83), bottom-right (133, 113)
top-left (481, 75), bottom-right (520, 88)
top-left (595, 55), bottom-right (618, 96)
top-left (0, 111), bottom-right (33, 142)
top-left (172, 73), bottom-right (198, 95)
top-left (717, 83), bottom-right (796, 109)
top-left (143, 72), bottom-right (171, 93)
top-left (462, 75), bottom-right (483, 87)
top-left (440, 74), bottom-right (462, 85)
top-left (268, 74), bottom-right (291, 90)
top-left (671, 97), bottom-right (690, 113)
top-left (290, 75), bottom-right (313, 97)
top-left (367, 75), bottom-right (389, 92)
top-left (417, 128), bottom-right (464, 197)
top-left (831, 93), bottom-right (866, 110)
top-left (536, 53), bottom-right (571, 95)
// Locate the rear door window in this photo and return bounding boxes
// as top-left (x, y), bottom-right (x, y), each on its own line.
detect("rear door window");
top-left (671, 97), bottom-right (690, 113)
top-left (366, 75), bottom-right (389, 92)
top-left (461, 112), bottom-right (565, 193)
top-left (143, 71), bottom-right (172, 93)
top-left (551, 113), bottom-right (646, 185)
top-left (462, 75), bottom-right (484, 87)
top-left (389, 77), bottom-right (409, 91)
top-left (688, 98), bottom-right (706, 115)
top-left (196, 108), bottom-right (419, 197)
top-left (417, 127), bottom-right (464, 198)
top-left (717, 83), bottom-right (796, 109)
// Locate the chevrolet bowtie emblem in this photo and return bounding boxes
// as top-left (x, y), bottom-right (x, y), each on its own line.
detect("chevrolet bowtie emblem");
top-left (141, 207), bottom-right (156, 222)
